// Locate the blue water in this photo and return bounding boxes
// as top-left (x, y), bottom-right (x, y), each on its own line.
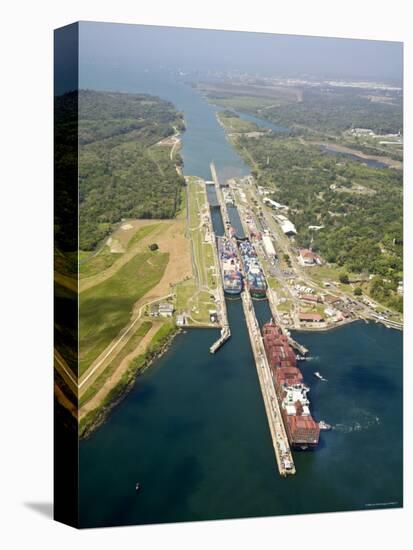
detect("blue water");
top-left (227, 205), bottom-right (245, 239)
top-left (319, 144), bottom-right (390, 169)
top-left (80, 64), bottom-right (250, 183)
top-left (235, 111), bottom-right (291, 133)
top-left (78, 25), bottom-right (403, 528)
top-left (79, 318), bottom-right (402, 527)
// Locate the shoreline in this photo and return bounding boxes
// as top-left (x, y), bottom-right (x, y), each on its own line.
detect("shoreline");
top-left (315, 141), bottom-right (402, 170)
top-left (79, 326), bottom-right (179, 439)
top-left (79, 120), bottom-right (188, 439)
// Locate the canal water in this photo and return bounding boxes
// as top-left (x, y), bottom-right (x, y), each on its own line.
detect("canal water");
top-left (78, 25), bottom-right (403, 527)
top-left (319, 144), bottom-right (390, 169)
top-left (227, 205), bottom-right (245, 239)
top-left (235, 110), bottom-right (291, 134)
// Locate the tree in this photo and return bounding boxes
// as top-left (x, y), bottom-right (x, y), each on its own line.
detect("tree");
top-left (339, 273), bottom-right (350, 284)
top-left (354, 287), bottom-right (362, 296)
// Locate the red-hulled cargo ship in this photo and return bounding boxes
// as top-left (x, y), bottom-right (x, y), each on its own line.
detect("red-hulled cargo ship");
top-left (262, 322), bottom-right (320, 449)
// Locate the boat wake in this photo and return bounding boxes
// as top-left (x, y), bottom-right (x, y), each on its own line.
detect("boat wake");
top-left (332, 412), bottom-right (380, 433)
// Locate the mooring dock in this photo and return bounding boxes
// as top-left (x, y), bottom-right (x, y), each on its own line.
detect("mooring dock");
top-left (241, 288), bottom-right (296, 475)
top-left (203, 175), bottom-right (231, 353)
top-left (210, 325), bottom-right (231, 353)
top-left (209, 230), bottom-right (230, 353)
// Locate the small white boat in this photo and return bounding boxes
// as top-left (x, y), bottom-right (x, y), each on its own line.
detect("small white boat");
top-left (319, 420), bottom-right (332, 431)
top-left (314, 371), bottom-right (327, 381)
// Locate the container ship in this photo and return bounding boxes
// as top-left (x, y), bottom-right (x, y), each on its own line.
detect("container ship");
top-left (262, 321), bottom-right (320, 449)
top-left (217, 236), bottom-right (243, 295)
top-left (239, 240), bottom-right (267, 299)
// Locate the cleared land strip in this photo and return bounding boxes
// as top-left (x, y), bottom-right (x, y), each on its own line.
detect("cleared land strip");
top-left (188, 184), bottom-right (215, 289)
top-left (178, 177), bottom-right (219, 326)
top-left (79, 293), bottom-right (172, 394)
top-left (80, 321), bottom-right (162, 417)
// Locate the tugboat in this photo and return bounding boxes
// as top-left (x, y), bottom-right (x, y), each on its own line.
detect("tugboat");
top-left (319, 420), bottom-right (332, 431)
top-left (135, 482), bottom-right (141, 493)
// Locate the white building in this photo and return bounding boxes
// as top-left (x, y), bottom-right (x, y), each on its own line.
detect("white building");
top-left (274, 214), bottom-right (296, 235)
top-left (351, 128), bottom-right (375, 136)
top-left (262, 235), bottom-right (276, 257)
top-left (258, 186), bottom-right (271, 196)
top-left (298, 248), bottom-right (321, 266)
top-left (158, 303), bottom-right (174, 317)
top-left (263, 197), bottom-right (289, 211)
top-left (176, 314), bottom-right (187, 326)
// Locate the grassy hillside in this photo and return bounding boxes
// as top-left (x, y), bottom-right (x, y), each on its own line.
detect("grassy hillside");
top-left (78, 90), bottom-right (185, 250)
top-left (79, 249), bottom-right (169, 376)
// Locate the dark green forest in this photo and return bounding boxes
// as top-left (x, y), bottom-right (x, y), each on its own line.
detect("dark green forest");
top-left (261, 87), bottom-right (402, 135)
top-left (78, 90), bottom-right (185, 250)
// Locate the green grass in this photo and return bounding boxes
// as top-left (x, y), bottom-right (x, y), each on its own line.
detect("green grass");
top-left (126, 223), bottom-right (161, 250)
top-left (175, 279), bottom-right (198, 310)
top-left (79, 225), bottom-right (160, 279)
top-left (79, 250), bottom-right (169, 376)
top-left (188, 179), bottom-right (206, 229)
top-left (209, 95), bottom-right (282, 111)
top-left (217, 111), bottom-right (260, 133)
top-left (176, 187), bottom-right (187, 219)
top-left (79, 320), bottom-right (153, 407)
top-left (268, 276), bottom-right (282, 290)
top-left (308, 263), bottom-right (342, 284)
top-left (187, 179), bottom-right (217, 289)
top-left (277, 299), bottom-right (292, 313)
top-left (191, 290), bottom-right (216, 323)
top-left (173, 180), bottom-right (217, 324)
top-left (175, 279), bottom-right (215, 324)
top-left (79, 247), bottom-right (121, 279)
top-left (78, 250), bottom-right (91, 262)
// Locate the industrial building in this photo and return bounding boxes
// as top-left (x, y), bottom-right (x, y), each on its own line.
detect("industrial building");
top-left (300, 294), bottom-right (321, 304)
top-left (274, 214), bottom-right (297, 236)
top-left (263, 197), bottom-right (289, 211)
top-left (299, 312), bottom-right (324, 323)
top-left (262, 235), bottom-right (277, 258)
top-left (158, 303), bottom-right (174, 317)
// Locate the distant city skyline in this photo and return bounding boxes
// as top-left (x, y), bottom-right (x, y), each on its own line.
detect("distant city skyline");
top-left (79, 21), bottom-right (402, 84)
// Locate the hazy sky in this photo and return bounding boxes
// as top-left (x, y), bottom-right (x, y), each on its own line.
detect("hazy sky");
top-left (78, 21), bottom-right (402, 83)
